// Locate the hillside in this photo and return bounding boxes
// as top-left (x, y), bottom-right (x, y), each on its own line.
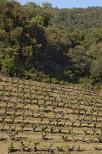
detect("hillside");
top-left (51, 7), bottom-right (102, 29)
top-left (1, 1), bottom-right (102, 154)
top-left (0, 75), bottom-right (102, 153)
top-left (0, 0), bottom-right (102, 85)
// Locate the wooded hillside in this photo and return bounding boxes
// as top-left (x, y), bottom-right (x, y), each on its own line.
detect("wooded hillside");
top-left (0, 0), bottom-right (102, 85)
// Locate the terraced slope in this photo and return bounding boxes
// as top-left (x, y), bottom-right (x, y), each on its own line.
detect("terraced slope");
top-left (0, 75), bottom-right (102, 154)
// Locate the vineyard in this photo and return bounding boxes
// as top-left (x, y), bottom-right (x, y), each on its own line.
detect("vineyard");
top-left (0, 75), bottom-right (102, 154)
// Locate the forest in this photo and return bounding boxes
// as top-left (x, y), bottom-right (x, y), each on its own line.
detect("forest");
top-left (0, 0), bottom-right (102, 86)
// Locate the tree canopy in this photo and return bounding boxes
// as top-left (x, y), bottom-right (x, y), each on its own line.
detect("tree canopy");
top-left (0, 0), bottom-right (102, 85)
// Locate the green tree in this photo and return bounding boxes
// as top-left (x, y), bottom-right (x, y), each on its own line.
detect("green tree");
top-left (90, 57), bottom-right (102, 84)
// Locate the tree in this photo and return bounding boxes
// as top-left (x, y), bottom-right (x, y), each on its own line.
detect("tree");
top-left (67, 46), bottom-right (91, 82)
top-left (42, 2), bottom-right (52, 8)
top-left (90, 57), bottom-right (102, 84)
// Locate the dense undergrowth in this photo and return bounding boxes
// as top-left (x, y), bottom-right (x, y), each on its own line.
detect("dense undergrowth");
top-left (0, 0), bottom-right (102, 86)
